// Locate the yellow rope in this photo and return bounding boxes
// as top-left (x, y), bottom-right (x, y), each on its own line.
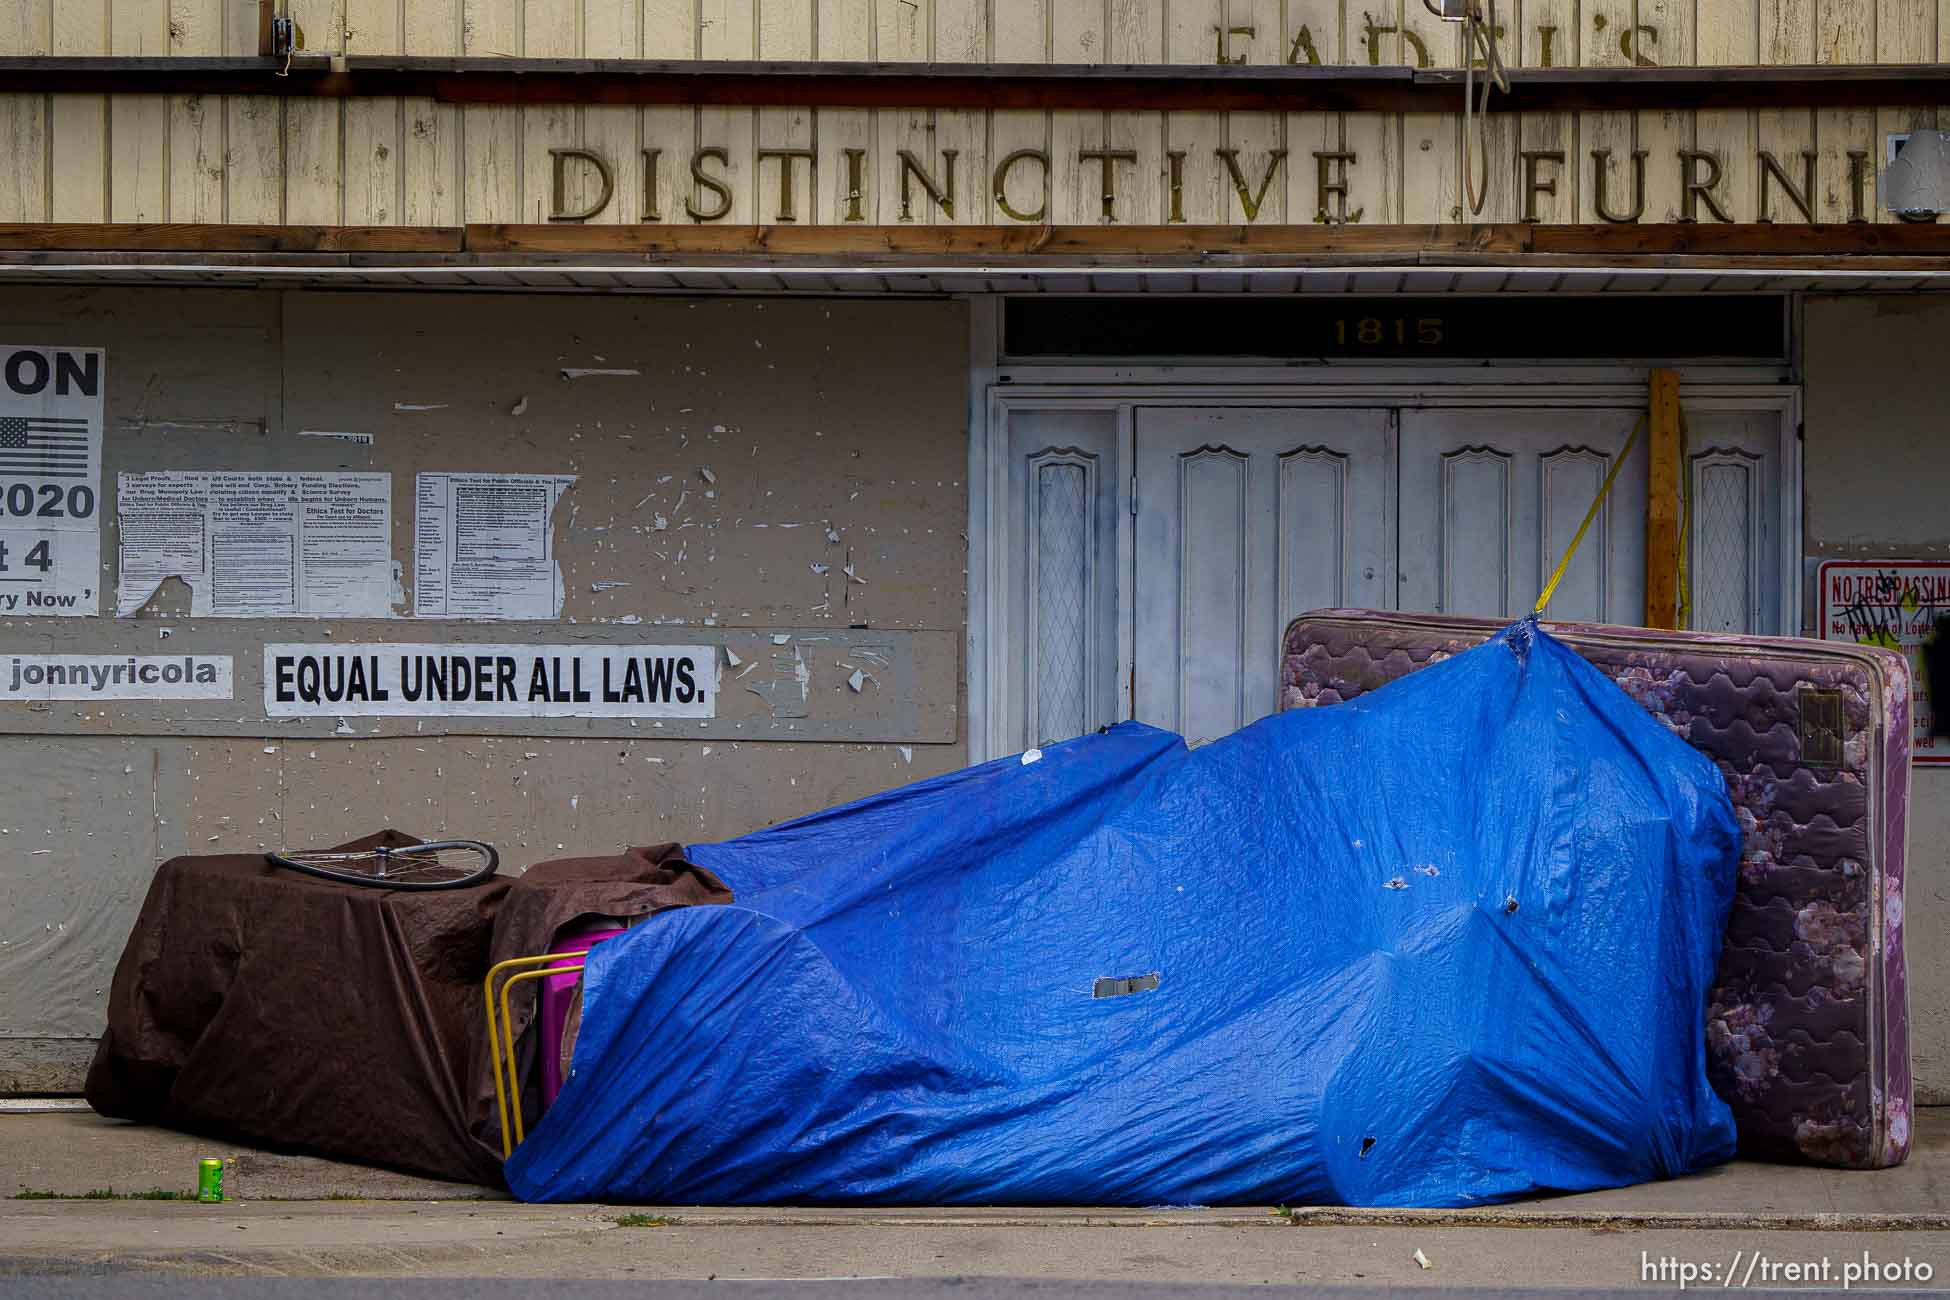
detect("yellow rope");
top-left (1533, 412), bottom-right (1648, 617)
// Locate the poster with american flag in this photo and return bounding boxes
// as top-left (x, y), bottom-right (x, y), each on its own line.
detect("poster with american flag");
top-left (0, 345), bottom-right (104, 617)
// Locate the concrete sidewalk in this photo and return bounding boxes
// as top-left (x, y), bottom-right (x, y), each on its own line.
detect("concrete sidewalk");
top-left (3, 1108), bottom-right (1949, 1284)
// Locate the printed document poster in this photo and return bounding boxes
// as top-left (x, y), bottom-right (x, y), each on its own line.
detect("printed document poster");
top-left (0, 345), bottom-right (104, 616)
top-left (413, 472), bottom-right (574, 619)
top-left (116, 471), bottom-right (393, 617)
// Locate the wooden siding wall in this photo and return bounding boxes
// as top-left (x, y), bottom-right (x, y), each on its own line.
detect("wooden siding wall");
top-left (0, 1), bottom-right (1946, 226)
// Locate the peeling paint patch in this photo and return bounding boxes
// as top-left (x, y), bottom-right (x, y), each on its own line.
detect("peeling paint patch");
top-left (561, 368), bottom-right (641, 379)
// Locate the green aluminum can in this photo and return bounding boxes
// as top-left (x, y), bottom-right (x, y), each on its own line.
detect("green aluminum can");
top-left (197, 1157), bottom-right (224, 1203)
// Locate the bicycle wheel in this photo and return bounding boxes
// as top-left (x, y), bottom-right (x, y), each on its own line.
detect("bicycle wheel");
top-left (265, 840), bottom-right (500, 890)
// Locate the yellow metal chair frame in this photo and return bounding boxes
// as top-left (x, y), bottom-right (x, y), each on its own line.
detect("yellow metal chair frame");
top-left (483, 951), bottom-right (589, 1159)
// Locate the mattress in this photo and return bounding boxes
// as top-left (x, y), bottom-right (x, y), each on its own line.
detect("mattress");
top-left (1281, 611), bottom-right (1913, 1170)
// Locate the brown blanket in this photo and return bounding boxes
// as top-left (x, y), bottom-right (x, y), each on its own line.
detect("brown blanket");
top-left (85, 830), bottom-right (512, 1186)
top-left (86, 833), bottom-right (732, 1186)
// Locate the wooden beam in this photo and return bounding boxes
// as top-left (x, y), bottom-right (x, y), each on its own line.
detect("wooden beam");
top-left (457, 223), bottom-right (1536, 257)
top-left (0, 222), bottom-right (1947, 263)
top-left (1645, 369), bottom-right (1685, 632)
top-left (3, 56), bottom-right (1950, 113)
top-left (0, 224), bottom-right (464, 253)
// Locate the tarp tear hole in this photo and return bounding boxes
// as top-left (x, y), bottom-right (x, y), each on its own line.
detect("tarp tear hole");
top-left (1504, 896), bottom-right (1521, 914)
top-left (1092, 973), bottom-right (1159, 1000)
top-left (1359, 1137), bottom-right (1377, 1158)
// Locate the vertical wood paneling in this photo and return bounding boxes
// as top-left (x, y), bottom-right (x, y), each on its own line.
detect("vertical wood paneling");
top-left (645, 0), bottom-right (697, 223)
top-left (227, 94), bottom-right (285, 222)
top-left (1696, 2), bottom-right (1759, 226)
top-left (1816, 0), bottom-right (1876, 216)
top-left (222, 0), bottom-right (283, 221)
top-left (1521, 0), bottom-right (1576, 223)
top-left (935, 0), bottom-right (989, 223)
top-left (50, 2), bottom-right (108, 222)
top-left (1221, 0), bottom-right (1287, 223)
top-left (1576, 0), bottom-right (1632, 224)
top-left (26, 0), bottom-right (1950, 230)
top-left (403, 0), bottom-right (463, 223)
top-left (1107, 0), bottom-right (1162, 61)
top-left (1344, 0), bottom-right (1400, 224)
top-left (814, 0), bottom-right (871, 222)
top-left (338, 1), bottom-right (399, 224)
top-left (1402, 3), bottom-right (1460, 222)
top-left (1166, 0), bottom-right (1226, 222)
top-left (407, 0), bottom-right (464, 51)
top-left (167, 1), bottom-right (224, 223)
top-left (1109, 0), bottom-right (1164, 222)
top-left (520, 0), bottom-right (581, 223)
top-left (285, 3), bottom-right (346, 223)
top-left (1050, 0), bottom-right (1105, 223)
top-left (874, 0), bottom-right (935, 225)
top-left (994, 0), bottom-right (1048, 59)
top-left (292, 0), bottom-right (347, 52)
top-left (989, 0), bottom-right (1049, 222)
top-left (1639, 0), bottom-right (1698, 221)
top-left (462, 0), bottom-right (523, 222)
top-left (0, 7), bottom-right (51, 223)
top-left (1758, 0), bottom-right (1820, 225)
top-left (1285, 2), bottom-right (1343, 223)
top-left (754, 2), bottom-right (815, 226)
top-left (1878, 0), bottom-right (1934, 57)
top-left (585, 0), bottom-right (645, 223)
top-left (110, 0), bottom-right (167, 219)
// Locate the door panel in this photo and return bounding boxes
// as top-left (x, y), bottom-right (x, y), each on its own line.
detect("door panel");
top-left (1133, 407), bottom-right (1394, 744)
top-left (1399, 408), bottom-right (1648, 623)
top-left (1002, 406), bottom-right (1122, 751)
top-left (1682, 408), bottom-right (1786, 636)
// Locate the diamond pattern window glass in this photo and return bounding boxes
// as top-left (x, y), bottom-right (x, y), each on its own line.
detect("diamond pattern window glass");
top-left (1033, 460), bottom-right (1090, 745)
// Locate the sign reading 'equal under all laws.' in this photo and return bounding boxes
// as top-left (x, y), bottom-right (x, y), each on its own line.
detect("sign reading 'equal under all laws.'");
top-left (263, 643), bottom-right (718, 719)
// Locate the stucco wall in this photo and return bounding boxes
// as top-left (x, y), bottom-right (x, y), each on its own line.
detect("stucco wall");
top-left (1804, 294), bottom-right (1950, 1101)
top-left (0, 286), bottom-right (970, 1089)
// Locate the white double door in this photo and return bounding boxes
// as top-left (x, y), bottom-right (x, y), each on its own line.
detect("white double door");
top-left (1130, 405), bottom-right (1650, 746)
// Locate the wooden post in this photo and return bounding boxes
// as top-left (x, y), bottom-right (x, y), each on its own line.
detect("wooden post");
top-left (1644, 368), bottom-right (1684, 630)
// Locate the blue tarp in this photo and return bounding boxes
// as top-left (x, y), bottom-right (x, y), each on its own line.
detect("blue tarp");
top-left (506, 621), bottom-right (1740, 1207)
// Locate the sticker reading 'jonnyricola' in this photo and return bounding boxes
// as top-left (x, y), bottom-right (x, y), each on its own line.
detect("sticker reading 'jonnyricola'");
top-left (262, 643), bottom-right (717, 719)
top-left (2, 654), bottom-right (232, 700)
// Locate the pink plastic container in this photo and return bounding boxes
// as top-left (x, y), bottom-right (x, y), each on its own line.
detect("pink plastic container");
top-left (538, 924), bottom-right (626, 1107)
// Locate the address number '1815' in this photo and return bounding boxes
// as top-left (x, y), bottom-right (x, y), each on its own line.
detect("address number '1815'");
top-left (1335, 318), bottom-right (1445, 347)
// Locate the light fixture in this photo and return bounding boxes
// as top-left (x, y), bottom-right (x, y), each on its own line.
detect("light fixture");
top-left (1884, 130), bottom-right (1950, 221)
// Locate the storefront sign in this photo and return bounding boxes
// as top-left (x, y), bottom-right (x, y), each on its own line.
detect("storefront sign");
top-left (540, 140), bottom-right (1883, 227)
top-left (263, 643), bottom-right (717, 719)
top-left (0, 345), bottom-right (102, 617)
top-left (1, 653), bottom-right (232, 701)
top-left (1818, 560), bottom-right (1950, 765)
